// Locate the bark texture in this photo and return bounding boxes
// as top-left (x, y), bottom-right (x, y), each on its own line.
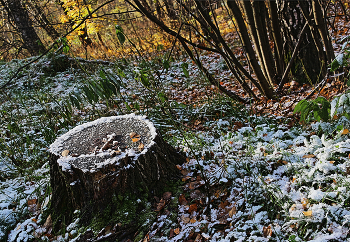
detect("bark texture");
top-left (1, 0), bottom-right (46, 56)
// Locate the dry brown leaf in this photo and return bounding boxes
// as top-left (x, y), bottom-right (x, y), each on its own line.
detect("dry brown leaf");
top-left (282, 160), bottom-right (288, 165)
top-left (62, 150), bottom-right (69, 157)
top-left (169, 229), bottom-right (175, 238)
top-left (302, 154), bottom-right (316, 158)
top-left (303, 210), bottom-right (313, 216)
top-left (129, 132), bottom-right (137, 138)
top-left (329, 160), bottom-right (335, 164)
top-left (138, 143), bottom-right (144, 151)
top-left (188, 203), bottom-right (198, 213)
top-left (174, 228), bottom-right (180, 235)
top-left (155, 199), bottom-right (166, 211)
top-left (176, 165), bottom-right (182, 170)
top-left (190, 217), bottom-right (197, 224)
top-left (27, 199), bottom-right (37, 206)
top-left (163, 192), bottom-right (172, 200)
top-left (182, 216), bottom-right (190, 223)
top-left (342, 129), bottom-right (349, 135)
top-left (179, 194), bottom-right (188, 205)
top-left (229, 206), bottom-right (237, 217)
top-left (194, 234), bottom-right (202, 242)
top-left (263, 225), bottom-right (273, 238)
top-left (219, 200), bottom-right (230, 209)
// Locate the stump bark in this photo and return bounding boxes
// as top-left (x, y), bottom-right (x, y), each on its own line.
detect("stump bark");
top-left (49, 114), bottom-right (185, 232)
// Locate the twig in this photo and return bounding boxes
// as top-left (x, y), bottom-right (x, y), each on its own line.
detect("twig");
top-left (305, 73), bottom-right (329, 100)
top-left (277, 21), bottom-right (308, 92)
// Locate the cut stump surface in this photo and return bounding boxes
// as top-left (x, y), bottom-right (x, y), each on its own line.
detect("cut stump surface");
top-left (49, 114), bottom-right (185, 230)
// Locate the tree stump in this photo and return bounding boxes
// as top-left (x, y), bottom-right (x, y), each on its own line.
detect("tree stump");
top-left (49, 114), bottom-right (185, 232)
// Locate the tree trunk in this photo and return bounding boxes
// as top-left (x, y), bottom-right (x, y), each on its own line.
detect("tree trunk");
top-left (49, 115), bottom-right (185, 233)
top-left (26, 0), bottom-right (60, 41)
top-left (0, 0), bottom-right (46, 56)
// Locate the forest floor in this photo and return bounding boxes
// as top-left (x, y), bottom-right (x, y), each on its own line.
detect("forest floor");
top-left (0, 47), bottom-right (350, 242)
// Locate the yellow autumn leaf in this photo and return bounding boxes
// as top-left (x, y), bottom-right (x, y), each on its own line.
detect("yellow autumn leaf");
top-left (301, 198), bottom-right (309, 209)
top-left (303, 210), bottom-right (312, 216)
top-left (132, 137), bottom-right (140, 142)
top-left (342, 129), bottom-right (349, 135)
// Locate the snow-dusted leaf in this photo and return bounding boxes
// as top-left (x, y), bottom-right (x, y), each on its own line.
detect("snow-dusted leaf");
top-left (303, 210), bottom-right (312, 216)
top-left (62, 150), bottom-right (69, 156)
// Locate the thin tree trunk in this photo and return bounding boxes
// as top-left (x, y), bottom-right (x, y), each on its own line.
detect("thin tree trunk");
top-left (267, 0), bottom-right (284, 78)
top-left (241, 1), bottom-right (268, 82)
top-left (226, 0), bottom-right (268, 94)
top-left (312, 0), bottom-right (335, 63)
top-left (252, 1), bottom-right (276, 85)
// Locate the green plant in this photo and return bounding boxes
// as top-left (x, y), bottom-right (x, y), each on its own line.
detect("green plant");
top-left (293, 96), bottom-right (331, 123)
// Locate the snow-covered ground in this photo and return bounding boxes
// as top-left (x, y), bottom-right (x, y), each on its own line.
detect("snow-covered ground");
top-left (1, 55), bottom-right (350, 241)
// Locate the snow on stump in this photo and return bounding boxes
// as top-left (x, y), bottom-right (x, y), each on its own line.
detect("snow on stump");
top-left (49, 114), bottom-right (185, 229)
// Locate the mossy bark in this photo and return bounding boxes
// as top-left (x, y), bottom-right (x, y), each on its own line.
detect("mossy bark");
top-left (49, 130), bottom-right (185, 236)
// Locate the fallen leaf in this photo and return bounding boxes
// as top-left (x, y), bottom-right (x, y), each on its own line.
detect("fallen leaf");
top-left (176, 165), bottom-right (182, 170)
top-left (302, 154), bottom-right (316, 158)
top-left (263, 225), bottom-right (273, 237)
top-left (194, 233), bottom-right (202, 241)
top-left (190, 217), bottom-right (197, 223)
top-left (282, 160), bottom-right (288, 165)
top-left (155, 199), bottom-right (166, 211)
top-left (303, 210), bottom-right (312, 216)
top-left (301, 198), bottom-right (309, 209)
top-left (219, 200), bottom-right (230, 209)
top-left (182, 216), bottom-right (190, 223)
top-left (169, 229), bottom-right (175, 238)
top-left (129, 132), bottom-right (137, 138)
top-left (179, 194), bottom-right (188, 205)
top-left (228, 206), bottom-right (237, 217)
top-left (342, 129), bottom-right (349, 135)
top-left (174, 228), bottom-right (180, 235)
top-left (188, 203), bottom-right (197, 213)
top-left (132, 137), bottom-right (140, 142)
top-left (62, 150), bottom-right (69, 157)
top-left (138, 143), bottom-right (144, 151)
top-left (290, 204), bottom-right (296, 211)
top-left (329, 160), bottom-right (335, 164)
top-left (28, 199), bottom-right (37, 206)
top-left (163, 192), bottom-right (172, 200)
